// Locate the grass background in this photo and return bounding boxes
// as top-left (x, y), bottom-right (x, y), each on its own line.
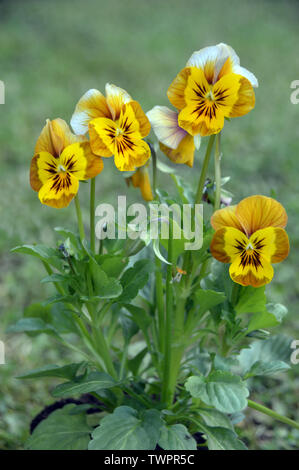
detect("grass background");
top-left (0, 0), bottom-right (298, 449)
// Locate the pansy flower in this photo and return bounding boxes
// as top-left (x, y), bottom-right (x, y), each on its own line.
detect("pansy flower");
top-left (126, 164), bottom-right (154, 201)
top-left (71, 84), bottom-right (151, 172)
top-left (146, 106), bottom-right (200, 167)
top-left (210, 195), bottom-right (289, 287)
top-left (167, 43), bottom-right (258, 137)
top-left (30, 119), bottom-right (103, 208)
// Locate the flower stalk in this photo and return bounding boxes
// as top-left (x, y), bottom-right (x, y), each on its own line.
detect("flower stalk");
top-left (74, 194), bottom-right (85, 243)
top-left (214, 132), bottom-right (222, 211)
top-left (195, 134), bottom-right (216, 204)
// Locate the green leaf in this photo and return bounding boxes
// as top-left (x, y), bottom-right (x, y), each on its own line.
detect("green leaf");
top-left (54, 227), bottom-right (81, 251)
top-left (119, 312), bottom-right (139, 341)
top-left (88, 406), bottom-right (163, 450)
top-left (123, 304), bottom-right (152, 338)
top-left (201, 425), bottom-right (247, 450)
top-left (23, 302), bottom-right (52, 322)
top-left (89, 258), bottom-right (123, 299)
top-left (25, 404), bottom-right (92, 450)
top-left (6, 318), bottom-right (58, 337)
top-left (158, 424), bottom-right (197, 450)
top-left (195, 289), bottom-right (226, 316)
top-left (244, 360), bottom-right (290, 378)
top-left (11, 244), bottom-right (62, 270)
top-left (198, 408), bottom-right (233, 430)
top-left (247, 303), bottom-right (288, 333)
top-left (41, 273), bottom-right (71, 283)
top-left (50, 303), bottom-right (78, 334)
top-left (127, 347), bottom-right (148, 376)
top-left (42, 294), bottom-right (75, 306)
top-left (185, 371), bottom-right (249, 413)
top-left (213, 355), bottom-right (239, 373)
top-left (96, 254), bottom-right (128, 278)
top-left (238, 334), bottom-right (292, 377)
top-left (235, 286), bottom-right (266, 315)
top-left (118, 260), bottom-right (155, 303)
top-left (51, 371), bottom-right (117, 398)
top-left (17, 363), bottom-right (86, 380)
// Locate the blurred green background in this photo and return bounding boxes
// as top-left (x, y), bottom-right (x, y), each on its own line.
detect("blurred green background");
top-left (0, 0), bottom-right (298, 449)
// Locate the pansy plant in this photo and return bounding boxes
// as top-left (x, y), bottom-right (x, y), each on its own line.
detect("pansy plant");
top-left (11, 44), bottom-right (299, 452)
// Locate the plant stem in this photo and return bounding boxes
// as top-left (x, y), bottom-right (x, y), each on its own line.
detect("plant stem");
top-left (151, 143), bottom-right (158, 199)
top-left (87, 304), bottom-right (117, 379)
top-left (74, 194), bottom-right (85, 243)
top-left (214, 133), bottom-right (221, 211)
top-left (161, 221), bottom-right (174, 406)
top-left (248, 399), bottom-right (299, 430)
top-left (90, 178), bottom-right (96, 252)
top-left (195, 134), bottom-right (216, 205)
top-left (155, 256), bottom-right (165, 355)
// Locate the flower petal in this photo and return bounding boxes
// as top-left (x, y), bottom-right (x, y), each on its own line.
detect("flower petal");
top-left (60, 142), bottom-right (103, 180)
top-left (131, 166), bottom-right (153, 201)
top-left (34, 119), bottom-right (62, 156)
top-left (167, 67), bottom-right (192, 110)
top-left (232, 65), bottom-right (258, 88)
top-left (211, 205), bottom-right (244, 232)
top-left (229, 77), bottom-right (255, 118)
top-left (159, 133), bottom-right (195, 167)
top-left (30, 151), bottom-right (58, 191)
top-left (236, 195), bottom-right (288, 236)
top-left (210, 226), bottom-right (249, 263)
top-left (38, 172), bottom-right (79, 209)
top-left (229, 254), bottom-right (273, 287)
top-left (35, 119), bottom-right (86, 157)
top-left (105, 83), bottom-right (132, 120)
top-left (127, 101), bottom-right (151, 137)
top-left (147, 106), bottom-right (187, 149)
top-left (115, 139), bottom-right (151, 172)
top-left (70, 89), bottom-right (111, 135)
top-left (249, 227), bottom-right (289, 264)
top-left (89, 118), bottom-right (116, 157)
top-left (187, 43), bottom-right (240, 84)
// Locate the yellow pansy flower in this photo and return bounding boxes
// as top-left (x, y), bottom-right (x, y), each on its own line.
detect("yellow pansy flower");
top-left (71, 84), bottom-right (151, 172)
top-left (30, 119), bottom-right (103, 208)
top-left (126, 164), bottom-right (154, 202)
top-left (146, 106), bottom-right (200, 167)
top-left (167, 43), bottom-right (258, 137)
top-left (210, 195), bottom-right (289, 287)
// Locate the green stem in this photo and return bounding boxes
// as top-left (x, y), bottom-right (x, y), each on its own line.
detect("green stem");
top-left (87, 304), bottom-right (117, 379)
top-left (90, 178), bottom-right (96, 252)
top-left (151, 144), bottom-right (158, 199)
top-left (123, 386), bottom-right (152, 408)
top-left (74, 194), bottom-right (85, 243)
top-left (119, 341), bottom-right (129, 380)
top-left (248, 399), bottom-right (299, 431)
top-left (195, 134), bottom-right (216, 205)
top-left (214, 133), bottom-right (221, 211)
top-left (155, 256), bottom-right (165, 355)
top-left (161, 221), bottom-right (174, 406)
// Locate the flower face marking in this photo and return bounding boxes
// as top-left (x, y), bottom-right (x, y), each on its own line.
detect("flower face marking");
top-left (71, 84), bottom-right (151, 172)
top-left (167, 43), bottom-right (257, 137)
top-left (30, 119), bottom-right (103, 208)
top-left (210, 196), bottom-right (289, 287)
